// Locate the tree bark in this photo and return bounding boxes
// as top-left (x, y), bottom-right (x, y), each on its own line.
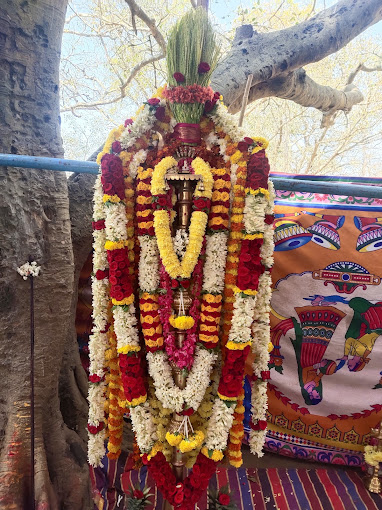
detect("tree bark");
top-left (212, 0), bottom-right (382, 113)
top-left (0, 1), bottom-right (91, 508)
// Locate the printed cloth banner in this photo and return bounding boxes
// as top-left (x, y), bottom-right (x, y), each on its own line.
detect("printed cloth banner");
top-left (263, 176), bottom-right (382, 465)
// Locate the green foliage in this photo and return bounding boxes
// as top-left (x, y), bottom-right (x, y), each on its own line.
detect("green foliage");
top-left (167, 7), bottom-right (219, 88)
top-left (208, 485), bottom-right (238, 510)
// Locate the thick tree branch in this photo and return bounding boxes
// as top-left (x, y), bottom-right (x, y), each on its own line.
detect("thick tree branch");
top-left (124, 0), bottom-right (166, 53)
top-left (212, 0), bottom-right (382, 110)
top-left (241, 68), bottom-right (364, 117)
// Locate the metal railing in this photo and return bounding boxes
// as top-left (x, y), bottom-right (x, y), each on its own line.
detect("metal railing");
top-left (1, 153), bottom-right (381, 199)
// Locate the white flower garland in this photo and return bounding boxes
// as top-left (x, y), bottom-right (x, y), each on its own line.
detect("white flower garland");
top-left (209, 102), bottom-right (246, 143)
top-left (105, 201), bottom-right (128, 241)
top-left (172, 229), bottom-right (189, 261)
top-left (138, 236), bottom-right (160, 293)
top-left (249, 180), bottom-right (275, 457)
top-left (147, 348), bottom-right (217, 413)
top-left (88, 175), bottom-right (109, 466)
top-left (202, 232), bottom-right (228, 294)
top-left (119, 105), bottom-right (156, 149)
top-left (228, 294), bottom-right (257, 345)
top-left (113, 304), bottom-right (140, 353)
top-left (130, 402), bottom-right (158, 453)
top-left (129, 149), bottom-right (148, 179)
top-left (204, 399), bottom-right (235, 451)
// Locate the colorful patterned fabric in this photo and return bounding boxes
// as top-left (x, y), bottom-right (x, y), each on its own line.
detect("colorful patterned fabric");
top-left (258, 175), bottom-right (382, 466)
top-left (90, 462), bottom-right (382, 509)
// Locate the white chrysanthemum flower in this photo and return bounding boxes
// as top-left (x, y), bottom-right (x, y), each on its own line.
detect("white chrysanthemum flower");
top-left (204, 398), bottom-right (235, 451)
top-left (130, 402), bottom-right (157, 453)
top-left (172, 229), bottom-right (189, 260)
top-left (88, 433), bottom-right (106, 467)
top-left (183, 348), bottom-right (217, 411)
top-left (113, 304), bottom-right (140, 351)
top-left (105, 201), bottom-right (128, 241)
top-left (129, 149), bottom-right (148, 179)
top-left (203, 232), bottom-right (228, 294)
top-left (120, 105), bottom-right (154, 149)
top-left (93, 175), bottom-right (105, 221)
top-left (228, 294), bottom-right (257, 344)
top-left (138, 236), bottom-right (160, 293)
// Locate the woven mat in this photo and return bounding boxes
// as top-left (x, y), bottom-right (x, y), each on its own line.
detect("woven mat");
top-left (90, 460), bottom-right (382, 509)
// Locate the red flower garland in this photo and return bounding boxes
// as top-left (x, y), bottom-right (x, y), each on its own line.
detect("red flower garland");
top-left (147, 451), bottom-right (216, 509)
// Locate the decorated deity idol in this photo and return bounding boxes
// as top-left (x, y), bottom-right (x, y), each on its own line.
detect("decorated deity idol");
top-left (88, 8), bottom-right (274, 508)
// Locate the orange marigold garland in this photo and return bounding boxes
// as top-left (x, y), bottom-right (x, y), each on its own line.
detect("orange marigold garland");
top-left (227, 386), bottom-right (245, 468)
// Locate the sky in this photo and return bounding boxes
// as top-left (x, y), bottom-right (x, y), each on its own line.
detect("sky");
top-left (60, 0), bottom-right (382, 174)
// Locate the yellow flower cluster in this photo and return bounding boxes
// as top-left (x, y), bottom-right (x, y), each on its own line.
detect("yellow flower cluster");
top-left (179, 430), bottom-right (204, 453)
top-left (105, 239), bottom-right (134, 251)
top-left (147, 441), bottom-right (163, 461)
top-left (117, 344), bottom-right (140, 355)
top-left (201, 446), bottom-right (224, 462)
top-left (151, 156), bottom-right (177, 195)
top-left (225, 340), bottom-right (251, 351)
top-left (364, 445), bottom-right (382, 466)
top-left (169, 315), bottom-right (195, 330)
top-left (245, 187), bottom-right (270, 199)
top-left (154, 209), bottom-right (207, 279)
top-left (103, 194), bottom-right (122, 204)
top-left (227, 388), bottom-right (245, 468)
top-left (192, 158), bottom-right (214, 199)
top-left (166, 432), bottom-right (182, 447)
top-left (96, 124), bottom-right (125, 165)
top-left (166, 430), bottom-right (204, 453)
top-left (111, 294), bottom-right (134, 307)
top-left (106, 328), bottom-right (126, 459)
top-left (233, 286), bottom-right (258, 296)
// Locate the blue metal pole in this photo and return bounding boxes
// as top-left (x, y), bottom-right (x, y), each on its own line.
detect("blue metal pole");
top-left (0, 153), bottom-right (381, 199)
top-left (0, 153), bottom-right (99, 174)
top-left (270, 177), bottom-right (382, 199)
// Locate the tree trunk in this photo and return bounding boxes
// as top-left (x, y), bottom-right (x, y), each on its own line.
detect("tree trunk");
top-left (0, 1), bottom-right (91, 508)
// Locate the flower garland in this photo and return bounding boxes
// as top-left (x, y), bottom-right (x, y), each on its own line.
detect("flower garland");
top-left (88, 175), bottom-right (109, 466)
top-left (152, 156), bottom-right (213, 280)
top-left (202, 134), bottom-right (272, 462)
top-left (227, 386), bottom-right (245, 468)
top-left (89, 89), bottom-right (274, 509)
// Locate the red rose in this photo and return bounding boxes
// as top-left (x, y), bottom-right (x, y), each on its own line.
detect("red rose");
top-left (194, 198), bottom-right (209, 210)
top-left (102, 182), bottom-right (113, 194)
top-left (218, 493), bottom-right (230, 505)
top-left (173, 72), bottom-right (185, 83)
top-left (214, 91), bottom-right (220, 100)
top-left (204, 100), bottom-right (214, 113)
top-left (155, 106), bottom-right (166, 121)
top-left (158, 196), bottom-right (168, 207)
top-left (237, 141), bottom-right (249, 152)
top-left (244, 137), bottom-right (254, 145)
top-left (148, 97), bottom-right (160, 105)
top-left (109, 276), bottom-right (118, 286)
top-left (141, 454), bottom-right (148, 465)
top-left (133, 489), bottom-right (144, 499)
top-left (174, 492), bottom-right (184, 504)
top-left (112, 141), bottom-right (121, 153)
top-left (198, 62), bottom-right (210, 74)
top-left (124, 118), bottom-right (133, 127)
top-left (180, 280), bottom-right (190, 289)
top-left (171, 279), bottom-right (179, 288)
top-left (113, 291), bottom-right (124, 301)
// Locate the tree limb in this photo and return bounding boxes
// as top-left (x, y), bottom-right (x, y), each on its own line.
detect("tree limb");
top-left (123, 0), bottom-right (166, 53)
top-left (212, 0), bottom-right (382, 111)
top-left (60, 53), bottom-right (164, 113)
top-left (240, 68), bottom-right (364, 119)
